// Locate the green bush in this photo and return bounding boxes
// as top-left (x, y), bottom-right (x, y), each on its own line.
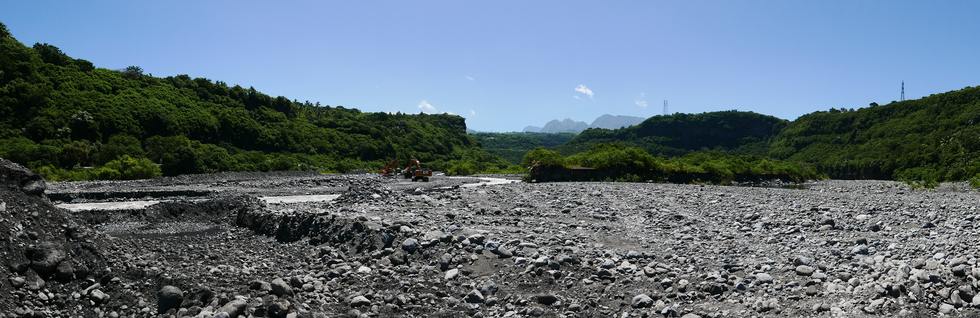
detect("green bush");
top-left (35, 155), bottom-right (160, 181)
top-left (103, 155), bottom-right (161, 180)
top-left (446, 160), bottom-right (478, 176)
top-left (970, 174), bottom-right (980, 189)
top-left (895, 167), bottom-right (940, 189)
top-left (522, 148), bottom-right (565, 169)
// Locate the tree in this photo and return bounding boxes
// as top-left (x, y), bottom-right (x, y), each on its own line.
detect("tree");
top-left (123, 65), bottom-right (143, 79)
top-left (96, 134), bottom-right (145, 164)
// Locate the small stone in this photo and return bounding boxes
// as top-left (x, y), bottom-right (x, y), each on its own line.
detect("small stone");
top-left (493, 247), bottom-right (513, 259)
top-left (9, 276), bottom-right (25, 288)
top-left (938, 303), bottom-right (955, 314)
top-left (422, 231), bottom-right (449, 243)
top-left (89, 289), bottom-right (109, 303)
top-left (350, 295), bottom-right (371, 307)
top-left (793, 256), bottom-right (812, 266)
top-left (795, 265), bottom-right (815, 276)
top-left (631, 294), bottom-right (653, 308)
top-left (249, 280), bottom-right (271, 291)
top-left (952, 265), bottom-right (969, 277)
top-left (851, 245), bottom-right (869, 255)
top-left (755, 273), bottom-right (774, 284)
top-left (445, 268), bottom-right (459, 280)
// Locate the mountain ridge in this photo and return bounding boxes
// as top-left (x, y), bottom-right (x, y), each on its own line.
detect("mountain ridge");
top-left (522, 114), bottom-right (646, 133)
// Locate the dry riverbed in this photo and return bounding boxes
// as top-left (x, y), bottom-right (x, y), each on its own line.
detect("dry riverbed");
top-left (2, 164), bottom-right (980, 317)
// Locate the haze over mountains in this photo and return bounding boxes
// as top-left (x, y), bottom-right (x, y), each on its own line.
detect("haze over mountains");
top-left (522, 114), bottom-right (646, 133)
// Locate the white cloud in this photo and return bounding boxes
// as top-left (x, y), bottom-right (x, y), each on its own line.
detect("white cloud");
top-left (418, 100), bottom-right (437, 113)
top-left (574, 84), bottom-right (594, 99)
top-left (468, 109), bottom-right (476, 116)
top-left (572, 95), bottom-right (581, 100)
top-left (465, 75), bottom-right (476, 81)
top-left (634, 92), bottom-right (648, 108)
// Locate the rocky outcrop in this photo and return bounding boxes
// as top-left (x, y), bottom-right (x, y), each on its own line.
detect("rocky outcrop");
top-left (0, 158), bottom-right (45, 196)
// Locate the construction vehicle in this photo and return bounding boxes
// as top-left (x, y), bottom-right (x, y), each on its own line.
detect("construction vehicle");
top-left (402, 158), bottom-right (432, 182)
top-left (380, 159), bottom-right (399, 177)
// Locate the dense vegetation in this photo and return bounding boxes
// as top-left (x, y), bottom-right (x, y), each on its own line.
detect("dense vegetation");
top-left (770, 86), bottom-right (980, 184)
top-left (471, 132), bottom-right (575, 164)
top-left (523, 144), bottom-right (822, 184)
top-left (0, 22), bottom-right (502, 180)
top-left (561, 111), bottom-right (788, 156)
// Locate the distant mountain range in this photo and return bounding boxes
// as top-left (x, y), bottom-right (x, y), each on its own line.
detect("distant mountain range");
top-left (523, 114), bottom-right (645, 133)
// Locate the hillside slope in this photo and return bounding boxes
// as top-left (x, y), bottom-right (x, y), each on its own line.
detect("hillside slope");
top-left (770, 86), bottom-right (980, 181)
top-left (539, 119), bottom-right (589, 133)
top-left (561, 111), bottom-right (788, 156)
top-left (471, 132), bottom-right (575, 164)
top-left (0, 22), bottom-right (486, 178)
top-left (589, 114), bottom-right (645, 129)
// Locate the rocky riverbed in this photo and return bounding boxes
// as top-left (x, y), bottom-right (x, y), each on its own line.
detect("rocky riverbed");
top-left (2, 161), bottom-right (980, 317)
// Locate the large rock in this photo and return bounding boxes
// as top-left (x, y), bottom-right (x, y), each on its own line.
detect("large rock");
top-left (270, 278), bottom-right (293, 296)
top-left (632, 294), bottom-right (653, 308)
top-left (535, 294), bottom-right (559, 306)
top-left (157, 285), bottom-right (184, 313)
top-left (465, 289), bottom-right (485, 303)
top-left (25, 242), bottom-right (66, 277)
top-left (402, 238), bottom-right (419, 254)
top-left (218, 298), bottom-right (247, 317)
top-left (0, 158), bottom-right (46, 196)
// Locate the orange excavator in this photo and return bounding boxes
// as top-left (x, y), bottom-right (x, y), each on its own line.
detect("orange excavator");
top-left (402, 158), bottom-right (432, 182)
top-left (380, 159), bottom-right (400, 177)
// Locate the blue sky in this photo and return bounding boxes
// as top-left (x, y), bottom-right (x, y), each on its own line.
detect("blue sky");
top-left (3, 1), bottom-right (979, 131)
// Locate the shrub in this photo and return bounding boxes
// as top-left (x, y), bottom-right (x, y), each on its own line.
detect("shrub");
top-left (103, 155), bottom-right (161, 180)
top-left (446, 160), bottom-right (478, 176)
top-left (895, 167), bottom-right (940, 189)
top-left (522, 148), bottom-right (565, 169)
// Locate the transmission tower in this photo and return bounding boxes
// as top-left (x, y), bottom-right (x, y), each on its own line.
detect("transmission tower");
top-left (663, 100), bottom-right (668, 115)
top-left (901, 81), bottom-right (905, 101)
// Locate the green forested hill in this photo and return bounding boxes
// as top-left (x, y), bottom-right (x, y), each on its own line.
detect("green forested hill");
top-left (769, 86), bottom-right (980, 182)
top-left (560, 111), bottom-right (788, 156)
top-left (471, 132), bottom-right (575, 164)
top-left (0, 22), bottom-right (497, 179)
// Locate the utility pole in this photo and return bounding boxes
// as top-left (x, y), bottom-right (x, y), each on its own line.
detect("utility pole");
top-left (901, 81), bottom-right (905, 101)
